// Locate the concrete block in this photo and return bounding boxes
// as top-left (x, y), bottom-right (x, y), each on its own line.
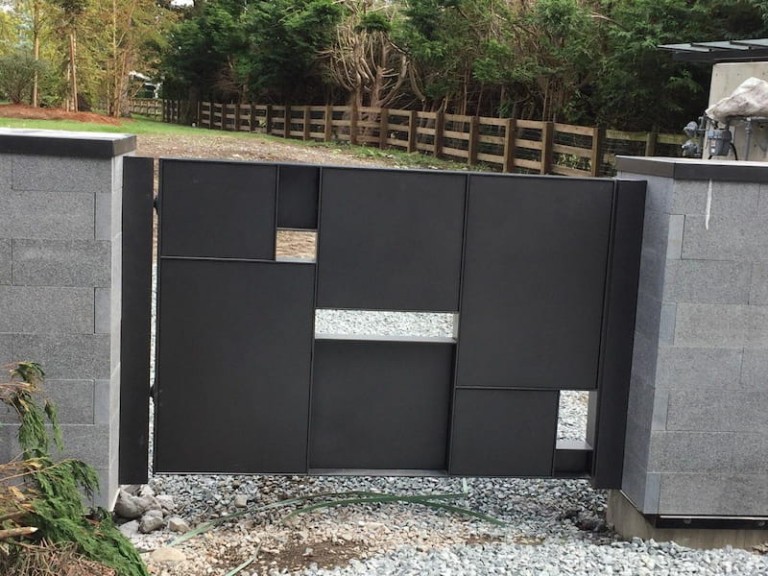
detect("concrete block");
top-left (95, 194), bottom-right (111, 240)
top-left (0, 286), bottom-right (94, 334)
top-left (671, 180), bottom-right (708, 215)
top-left (639, 209), bottom-right (670, 267)
top-left (650, 391), bottom-right (669, 431)
top-left (656, 346), bottom-right (742, 390)
top-left (649, 431), bottom-right (768, 474)
top-left (12, 334), bottom-right (110, 380)
top-left (95, 288), bottom-right (110, 334)
top-left (94, 379), bottom-right (119, 426)
top-left (683, 213), bottom-right (768, 261)
top-left (0, 334), bottom-right (13, 368)
top-left (630, 330), bottom-right (659, 387)
top-left (742, 348), bottom-right (768, 386)
top-left (634, 289), bottom-right (663, 341)
top-left (620, 454), bottom-right (650, 513)
top-left (659, 473), bottom-right (768, 516)
top-left (0, 155), bottom-right (11, 192)
top-left (666, 215), bottom-right (684, 260)
top-left (659, 303), bottom-right (676, 344)
top-left (750, 261), bottom-right (768, 305)
top-left (50, 424), bottom-right (110, 468)
top-left (12, 155), bottom-right (111, 193)
top-left (12, 240), bottom-right (110, 287)
top-left (0, 239), bottom-right (11, 284)
top-left (674, 303), bottom-right (768, 348)
top-left (638, 244), bottom-right (667, 300)
top-left (666, 388), bottom-right (768, 432)
top-left (649, 431), bottom-right (735, 473)
top-left (0, 191), bottom-right (94, 240)
top-left (624, 412), bottom-right (652, 466)
top-left (663, 259), bottom-right (751, 305)
top-left (43, 380), bottom-right (95, 424)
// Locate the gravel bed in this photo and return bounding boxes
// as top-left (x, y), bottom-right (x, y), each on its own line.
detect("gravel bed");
top-left (135, 272), bottom-right (768, 575)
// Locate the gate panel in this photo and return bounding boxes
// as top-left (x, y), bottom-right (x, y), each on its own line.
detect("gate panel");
top-left (456, 175), bottom-right (614, 390)
top-left (154, 260), bottom-right (314, 473)
top-left (449, 389), bottom-right (559, 476)
top-left (160, 160), bottom-right (277, 259)
top-left (316, 168), bottom-right (466, 312)
top-left (310, 338), bottom-right (454, 471)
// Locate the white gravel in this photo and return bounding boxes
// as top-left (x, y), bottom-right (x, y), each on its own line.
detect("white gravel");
top-left (136, 275), bottom-right (768, 575)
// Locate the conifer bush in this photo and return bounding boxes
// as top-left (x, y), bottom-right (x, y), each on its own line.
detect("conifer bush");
top-left (0, 362), bottom-right (148, 576)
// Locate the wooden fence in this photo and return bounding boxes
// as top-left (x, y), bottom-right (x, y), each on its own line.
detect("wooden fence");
top-left (134, 99), bottom-right (685, 177)
top-left (130, 98), bottom-right (163, 119)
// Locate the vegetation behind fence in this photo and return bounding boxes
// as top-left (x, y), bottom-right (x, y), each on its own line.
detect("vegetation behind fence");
top-left (131, 98), bottom-right (685, 177)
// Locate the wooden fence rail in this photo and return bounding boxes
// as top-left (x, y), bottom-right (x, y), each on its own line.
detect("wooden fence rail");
top-left (132, 99), bottom-right (685, 176)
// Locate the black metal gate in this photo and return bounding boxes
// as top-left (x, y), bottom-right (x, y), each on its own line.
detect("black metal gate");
top-left (119, 157), bottom-right (645, 488)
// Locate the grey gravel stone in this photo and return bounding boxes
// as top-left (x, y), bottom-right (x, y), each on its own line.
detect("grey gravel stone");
top-left (167, 516), bottom-right (190, 534)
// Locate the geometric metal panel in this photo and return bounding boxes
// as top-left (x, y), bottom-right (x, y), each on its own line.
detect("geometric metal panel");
top-left (159, 159), bottom-right (277, 259)
top-left (154, 259), bottom-right (315, 473)
top-left (277, 164), bottom-right (319, 229)
top-left (316, 168), bottom-right (466, 311)
top-left (456, 174), bottom-right (614, 390)
top-left (449, 389), bottom-right (559, 476)
top-left (310, 338), bottom-right (454, 470)
top-left (119, 156), bottom-right (154, 485)
top-left (589, 179), bottom-right (646, 488)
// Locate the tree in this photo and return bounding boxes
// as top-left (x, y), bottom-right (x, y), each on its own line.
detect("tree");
top-left (322, 0), bottom-right (411, 109)
top-left (0, 50), bottom-right (46, 103)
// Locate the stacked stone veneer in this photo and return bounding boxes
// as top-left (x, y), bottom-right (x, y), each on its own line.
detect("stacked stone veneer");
top-left (618, 157), bottom-right (768, 518)
top-left (0, 129), bottom-right (135, 507)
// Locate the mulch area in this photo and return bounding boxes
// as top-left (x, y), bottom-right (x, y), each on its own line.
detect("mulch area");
top-left (0, 104), bottom-right (122, 125)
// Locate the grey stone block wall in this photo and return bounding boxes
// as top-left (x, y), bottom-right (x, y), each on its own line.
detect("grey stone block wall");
top-left (0, 129), bottom-right (135, 508)
top-left (618, 158), bottom-right (768, 517)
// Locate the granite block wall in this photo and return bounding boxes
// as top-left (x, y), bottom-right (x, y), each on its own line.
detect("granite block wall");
top-left (0, 129), bottom-right (135, 507)
top-left (619, 158), bottom-right (768, 517)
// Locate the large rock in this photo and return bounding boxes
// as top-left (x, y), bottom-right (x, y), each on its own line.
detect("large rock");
top-left (168, 516), bottom-right (190, 534)
top-left (139, 509), bottom-right (165, 533)
top-left (114, 490), bottom-right (145, 520)
top-left (150, 547), bottom-right (186, 565)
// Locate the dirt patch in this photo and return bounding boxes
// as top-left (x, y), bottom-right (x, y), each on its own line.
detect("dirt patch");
top-left (0, 104), bottom-right (122, 125)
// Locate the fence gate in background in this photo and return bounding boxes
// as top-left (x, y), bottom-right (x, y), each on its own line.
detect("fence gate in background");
top-left (119, 158), bottom-right (645, 488)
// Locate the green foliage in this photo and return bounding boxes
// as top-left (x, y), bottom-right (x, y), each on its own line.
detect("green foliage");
top-left (0, 51), bottom-right (46, 104)
top-left (0, 362), bottom-right (148, 576)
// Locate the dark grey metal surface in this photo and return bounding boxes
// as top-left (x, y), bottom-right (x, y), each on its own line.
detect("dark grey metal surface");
top-left (616, 156), bottom-right (768, 182)
top-left (449, 389), bottom-right (559, 476)
top-left (310, 339), bottom-right (453, 470)
top-left (154, 259), bottom-right (315, 473)
top-left (554, 440), bottom-right (592, 476)
top-left (159, 159), bottom-right (277, 259)
top-left (277, 164), bottom-right (319, 229)
top-left (119, 156), bottom-right (154, 484)
top-left (456, 174), bottom-right (614, 390)
top-left (316, 168), bottom-right (466, 311)
top-left (0, 128), bottom-right (136, 158)
top-left (589, 180), bottom-right (646, 488)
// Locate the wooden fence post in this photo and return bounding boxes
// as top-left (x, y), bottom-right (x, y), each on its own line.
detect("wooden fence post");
top-left (350, 101), bottom-right (358, 145)
top-left (220, 103), bottom-right (226, 130)
top-left (503, 118), bottom-right (517, 173)
top-left (303, 106), bottom-right (311, 140)
top-left (541, 121), bottom-right (554, 174)
top-left (468, 116), bottom-right (479, 166)
top-left (234, 103), bottom-right (241, 132)
top-left (433, 110), bottom-right (445, 157)
top-left (591, 126), bottom-right (605, 177)
top-left (379, 108), bottom-right (389, 149)
top-left (249, 103), bottom-right (255, 132)
top-left (265, 105), bottom-right (273, 134)
top-left (283, 105), bottom-right (290, 138)
top-left (645, 129), bottom-right (658, 156)
top-left (408, 111), bottom-right (417, 153)
top-left (324, 104), bottom-right (333, 141)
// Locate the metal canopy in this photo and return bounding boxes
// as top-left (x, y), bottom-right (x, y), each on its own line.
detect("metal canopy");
top-left (659, 38), bottom-right (768, 63)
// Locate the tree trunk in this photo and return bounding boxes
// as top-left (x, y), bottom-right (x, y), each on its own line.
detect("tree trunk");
top-left (69, 28), bottom-right (78, 112)
top-left (32, 0), bottom-right (41, 107)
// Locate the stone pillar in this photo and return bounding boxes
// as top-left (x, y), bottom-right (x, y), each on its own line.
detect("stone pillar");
top-left (611, 156), bottom-right (768, 547)
top-left (0, 128), bottom-right (136, 508)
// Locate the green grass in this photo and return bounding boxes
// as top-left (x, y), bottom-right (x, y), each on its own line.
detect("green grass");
top-left (0, 115), bottom-right (218, 136)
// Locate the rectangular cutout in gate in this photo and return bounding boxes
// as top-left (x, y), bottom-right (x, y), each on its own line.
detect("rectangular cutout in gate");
top-left (315, 309), bottom-right (456, 340)
top-left (276, 229), bottom-right (317, 262)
